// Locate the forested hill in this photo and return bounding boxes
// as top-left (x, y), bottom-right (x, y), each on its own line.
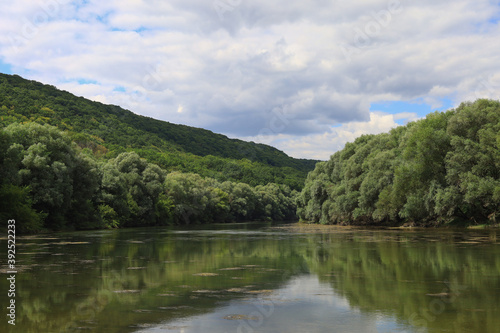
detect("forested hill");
top-left (0, 73), bottom-right (317, 189)
top-left (0, 73), bottom-right (315, 233)
top-left (297, 99), bottom-right (500, 227)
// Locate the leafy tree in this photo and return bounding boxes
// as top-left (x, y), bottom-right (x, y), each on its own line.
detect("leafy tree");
top-left (1, 123), bottom-right (99, 229)
top-left (298, 99), bottom-right (500, 226)
top-left (164, 172), bottom-right (227, 224)
top-left (0, 184), bottom-right (44, 233)
top-left (437, 100), bottom-right (500, 223)
top-left (220, 182), bottom-right (257, 221)
top-left (111, 152), bottom-right (166, 226)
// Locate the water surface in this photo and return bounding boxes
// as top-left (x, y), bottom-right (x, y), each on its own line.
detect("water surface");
top-left (1, 223), bottom-right (499, 332)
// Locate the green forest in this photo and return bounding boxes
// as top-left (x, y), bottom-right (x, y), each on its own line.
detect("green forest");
top-left (297, 99), bottom-right (500, 227)
top-left (0, 74), bottom-right (317, 190)
top-left (0, 73), bottom-right (499, 232)
top-left (0, 74), bottom-right (304, 233)
top-left (0, 122), bottom-right (297, 233)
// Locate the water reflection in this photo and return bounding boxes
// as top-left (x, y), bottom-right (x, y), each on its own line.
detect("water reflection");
top-left (139, 274), bottom-right (412, 333)
top-left (0, 225), bottom-right (499, 332)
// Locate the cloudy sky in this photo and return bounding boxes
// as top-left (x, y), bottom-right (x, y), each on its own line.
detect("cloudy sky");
top-left (1, 0), bottom-right (499, 160)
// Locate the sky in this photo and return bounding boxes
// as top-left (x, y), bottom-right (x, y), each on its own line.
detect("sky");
top-left (0, 0), bottom-right (499, 160)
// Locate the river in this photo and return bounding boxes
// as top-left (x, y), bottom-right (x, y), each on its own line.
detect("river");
top-left (1, 222), bottom-right (499, 332)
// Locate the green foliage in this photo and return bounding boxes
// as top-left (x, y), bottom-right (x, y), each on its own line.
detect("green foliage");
top-left (0, 123), bottom-right (298, 233)
top-left (110, 152), bottom-right (166, 226)
top-left (163, 172), bottom-right (296, 225)
top-left (0, 73), bottom-right (313, 232)
top-left (0, 122), bottom-right (100, 230)
top-left (0, 185), bottom-right (45, 233)
top-left (0, 73), bottom-right (317, 190)
top-left (298, 99), bottom-right (500, 226)
top-left (97, 204), bottom-right (119, 229)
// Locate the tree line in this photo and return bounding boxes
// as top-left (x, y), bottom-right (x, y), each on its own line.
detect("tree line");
top-left (1, 79), bottom-right (498, 231)
top-left (0, 123), bottom-right (297, 233)
top-left (297, 99), bottom-right (499, 226)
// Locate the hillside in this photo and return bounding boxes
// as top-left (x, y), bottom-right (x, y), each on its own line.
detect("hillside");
top-left (0, 73), bottom-right (313, 232)
top-left (0, 73), bottom-right (317, 190)
top-left (297, 99), bottom-right (500, 227)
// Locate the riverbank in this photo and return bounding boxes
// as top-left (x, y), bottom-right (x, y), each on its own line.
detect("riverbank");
top-left (271, 221), bottom-right (500, 233)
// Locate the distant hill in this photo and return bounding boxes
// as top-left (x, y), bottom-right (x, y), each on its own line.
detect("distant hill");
top-left (0, 73), bottom-right (318, 189)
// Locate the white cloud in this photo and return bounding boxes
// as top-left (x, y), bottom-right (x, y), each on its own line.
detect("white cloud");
top-left (242, 111), bottom-right (418, 160)
top-left (0, 0), bottom-right (499, 158)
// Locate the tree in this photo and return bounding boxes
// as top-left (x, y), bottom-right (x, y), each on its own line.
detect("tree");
top-left (111, 152), bottom-right (166, 226)
top-left (297, 99), bottom-right (500, 226)
top-left (1, 123), bottom-right (99, 229)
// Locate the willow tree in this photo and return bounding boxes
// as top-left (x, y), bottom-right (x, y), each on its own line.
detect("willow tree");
top-left (0, 123), bottom-right (100, 230)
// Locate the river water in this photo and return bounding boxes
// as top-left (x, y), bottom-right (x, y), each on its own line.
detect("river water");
top-left (1, 222), bottom-right (500, 332)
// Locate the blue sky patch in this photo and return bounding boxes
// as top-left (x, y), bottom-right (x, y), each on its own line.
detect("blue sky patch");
top-left (0, 59), bottom-right (13, 74)
top-left (370, 98), bottom-right (454, 123)
top-left (111, 26), bottom-right (150, 34)
top-left (77, 78), bottom-right (98, 85)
